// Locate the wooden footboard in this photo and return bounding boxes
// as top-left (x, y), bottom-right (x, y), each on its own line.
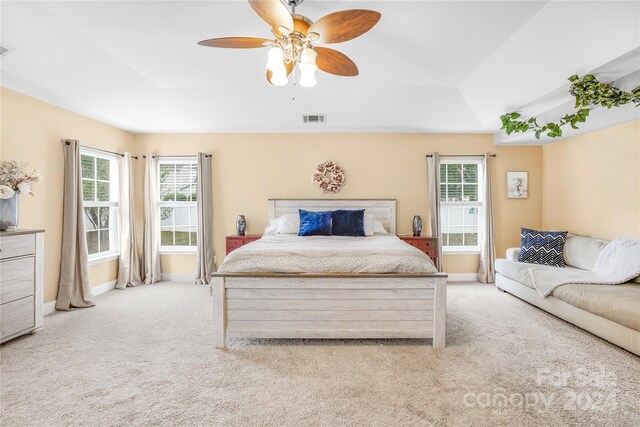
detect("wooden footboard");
top-left (211, 273), bottom-right (447, 349)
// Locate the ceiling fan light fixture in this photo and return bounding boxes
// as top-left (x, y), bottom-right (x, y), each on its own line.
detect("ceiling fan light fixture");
top-left (299, 47), bottom-right (318, 71)
top-left (198, 1), bottom-right (381, 87)
top-left (265, 47), bottom-right (284, 71)
top-left (299, 67), bottom-right (317, 87)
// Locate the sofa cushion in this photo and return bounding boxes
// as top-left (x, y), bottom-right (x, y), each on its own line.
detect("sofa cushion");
top-left (564, 234), bottom-right (608, 271)
top-left (518, 227), bottom-right (568, 267)
top-left (552, 283), bottom-right (640, 331)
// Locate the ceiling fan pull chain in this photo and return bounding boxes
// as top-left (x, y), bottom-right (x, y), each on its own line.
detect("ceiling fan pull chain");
top-left (291, 68), bottom-right (297, 101)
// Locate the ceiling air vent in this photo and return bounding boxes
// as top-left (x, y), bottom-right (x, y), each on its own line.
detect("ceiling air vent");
top-left (303, 114), bottom-right (327, 124)
top-left (0, 45), bottom-right (11, 56)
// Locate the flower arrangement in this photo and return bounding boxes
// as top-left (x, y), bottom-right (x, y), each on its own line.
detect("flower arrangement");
top-left (0, 161), bottom-right (40, 199)
top-left (311, 160), bottom-right (346, 194)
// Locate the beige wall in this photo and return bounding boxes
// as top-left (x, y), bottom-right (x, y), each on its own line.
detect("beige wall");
top-left (0, 88), bottom-right (135, 302)
top-left (542, 119), bottom-right (640, 240)
top-left (135, 133), bottom-right (543, 273)
top-left (2, 87), bottom-right (546, 300)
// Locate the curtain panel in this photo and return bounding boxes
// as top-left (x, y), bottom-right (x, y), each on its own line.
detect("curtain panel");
top-left (56, 139), bottom-right (95, 310)
top-left (142, 154), bottom-right (162, 284)
top-left (427, 154), bottom-right (443, 272)
top-left (195, 153), bottom-right (215, 284)
top-left (478, 153), bottom-right (496, 283)
top-left (116, 153), bottom-right (142, 289)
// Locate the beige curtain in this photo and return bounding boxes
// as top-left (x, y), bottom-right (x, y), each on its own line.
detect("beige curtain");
top-left (427, 154), bottom-right (443, 271)
top-left (56, 139), bottom-right (95, 310)
top-left (142, 154), bottom-right (162, 284)
top-left (195, 153), bottom-right (215, 284)
top-left (116, 153), bottom-right (142, 289)
top-left (478, 153), bottom-right (496, 283)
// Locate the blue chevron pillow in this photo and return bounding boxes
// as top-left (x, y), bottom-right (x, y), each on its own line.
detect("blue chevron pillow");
top-left (518, 228), bottom-right (568, 267)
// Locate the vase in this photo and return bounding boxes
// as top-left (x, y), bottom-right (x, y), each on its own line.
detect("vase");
top-left (412, 215), bottom-right (422, 237)
top-left (0, 194), bottom-right (19, 231)
top-left (236, 215), bottom-right (246, 236)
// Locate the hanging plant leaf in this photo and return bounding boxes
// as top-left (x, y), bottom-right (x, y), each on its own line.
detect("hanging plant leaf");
top-left (500, 74), bottom-right (640, 139)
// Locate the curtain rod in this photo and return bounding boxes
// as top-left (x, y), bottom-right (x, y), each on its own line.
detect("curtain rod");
top-left (426, 153), bottom-right (496, 158)
top-left (142, 154), bottom-right (212, 159)
top-left (65, 141), bottom-right (138, 159)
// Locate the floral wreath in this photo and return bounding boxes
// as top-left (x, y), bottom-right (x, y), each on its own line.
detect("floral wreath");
top-left (311, 160), bottom-right (346, 194)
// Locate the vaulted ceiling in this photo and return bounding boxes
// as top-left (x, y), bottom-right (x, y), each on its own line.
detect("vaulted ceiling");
top-left (1, 1), bottom-right (639, 142)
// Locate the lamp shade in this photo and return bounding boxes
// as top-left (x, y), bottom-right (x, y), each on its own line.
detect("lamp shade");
top-left (299, 47), bottom-right (318, 71)
top-left (265, 47), bottom-right (284, 72)
top-left (271, 64), bottom-right (289, 86)
top-left (299, 67), bottom-right (317, 87)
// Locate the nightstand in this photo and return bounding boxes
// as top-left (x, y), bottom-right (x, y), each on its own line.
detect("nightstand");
top-left (398, 236), bottom-right (439, 268)
top-left (226, 234), bottom-right (262, 255)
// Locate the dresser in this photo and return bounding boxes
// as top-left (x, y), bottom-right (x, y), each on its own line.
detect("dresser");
top-left (398, 235), bottom-right (439, 268)
top-left (226, 234), bottom-right (262, 255)
top-left (1, 230), bottom-right (45, 343)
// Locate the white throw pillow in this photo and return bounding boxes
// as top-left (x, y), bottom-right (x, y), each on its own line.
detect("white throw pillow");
top-left (364, 213), bottom-right (374, 236)
top-left (372, 220), bottom-right (388, 234)
top-left (264, 219), bottom-right (278, 234)
top-left (275, 214), bottom-right (300, 234)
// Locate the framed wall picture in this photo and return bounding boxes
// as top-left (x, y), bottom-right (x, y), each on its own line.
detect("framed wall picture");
top-left (507, 171), bottom-right (528, 199)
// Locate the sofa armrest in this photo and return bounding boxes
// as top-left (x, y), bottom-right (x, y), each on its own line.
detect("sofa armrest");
top-left (506, 247), bottom-right (521, 262)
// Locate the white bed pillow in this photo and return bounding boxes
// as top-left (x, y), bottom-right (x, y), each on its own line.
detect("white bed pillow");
top-left (364, 213), bottom-right (374, 236)
top-left (264, 219), bottom-right (278, 234)
top-left (372, 220), bottom-right (388, 234)
top-left (275, 214), bottom-right (300, 234)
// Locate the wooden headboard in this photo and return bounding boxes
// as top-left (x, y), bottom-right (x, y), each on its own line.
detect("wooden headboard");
top-left (267, 199), bottom-right (397, 234)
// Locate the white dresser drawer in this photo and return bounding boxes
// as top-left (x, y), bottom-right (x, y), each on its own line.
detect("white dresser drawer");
top-left (0, 235), bottom-right (36, 260)
top-left (0, 256), bottom-right (35, 304)
top-left (1, 296), bottom-right (35, 341)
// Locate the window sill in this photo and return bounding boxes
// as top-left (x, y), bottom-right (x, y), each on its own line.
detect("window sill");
top-left (159, 249), bottom-right (197, 255)
top-left (443, 249), bottom-right (481, 255)
top-left (88, 253), bottom-right (120, 266)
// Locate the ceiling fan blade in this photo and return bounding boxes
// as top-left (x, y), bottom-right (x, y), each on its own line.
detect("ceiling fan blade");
top-left (198, 37), bottom-right (272, 48)
top-left (315, 47), bottom-right (358, 76)
top-left (266, 61), bottom-right (295, 85)
top-left (307, 10), bottom-right (381, 44)
top-left (249, 0), bottom-right (294, 35)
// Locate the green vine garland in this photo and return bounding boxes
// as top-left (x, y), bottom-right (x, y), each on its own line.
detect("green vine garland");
top-left (500, 74), bottom-right (640, 139)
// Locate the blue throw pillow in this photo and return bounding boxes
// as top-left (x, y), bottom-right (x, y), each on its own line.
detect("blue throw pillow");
top-left (298, 210), bottom-right (332, 236)
top-left (331, 209), bottom-right (366, 237)
top-left (518, 227), bottom-right (568, 267)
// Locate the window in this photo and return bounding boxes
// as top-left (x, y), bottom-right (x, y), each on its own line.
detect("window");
top-left (81, 149), bottom-right (119, 260)
top-left (159, 159), bottom-right (198, 252)
top-left (440, 159), bottom-right (483, 252)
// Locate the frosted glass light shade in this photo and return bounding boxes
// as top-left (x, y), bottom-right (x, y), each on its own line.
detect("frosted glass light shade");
top-left (271, 64), bottom-right (288, 86)
top-left (300, 47), bottom-right (318, 71)
top-left (299, 67), bottom-right (317, 87)
top-left (265, 47), bottom-right (284, 71)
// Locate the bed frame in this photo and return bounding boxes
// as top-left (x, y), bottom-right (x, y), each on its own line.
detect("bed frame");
top-left (211, 199), bottom-right (447, 348)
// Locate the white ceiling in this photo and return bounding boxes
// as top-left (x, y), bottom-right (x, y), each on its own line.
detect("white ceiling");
top-left (1, 0), bottom-right (639, 139)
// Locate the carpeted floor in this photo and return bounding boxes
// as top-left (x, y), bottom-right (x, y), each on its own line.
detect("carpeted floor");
top-left (1, 282), bottom-right (638, 426)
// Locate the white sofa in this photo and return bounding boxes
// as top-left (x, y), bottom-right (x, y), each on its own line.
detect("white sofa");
top-left (495, 234), bottom-right (640, 355)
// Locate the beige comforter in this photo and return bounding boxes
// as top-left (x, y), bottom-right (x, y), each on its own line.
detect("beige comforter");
top-left (218, 233), bottom-right (437, 274)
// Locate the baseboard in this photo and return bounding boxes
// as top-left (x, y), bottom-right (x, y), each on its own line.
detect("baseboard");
top-left (447, 273), bottom-right (478, 282)
top-left (43, 279), bottom-right (118, 315)
top-left (161, 273), bottom-right (194, 282)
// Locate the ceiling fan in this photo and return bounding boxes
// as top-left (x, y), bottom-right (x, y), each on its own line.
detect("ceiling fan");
top-left (197, 0), bottom-right (381, 87)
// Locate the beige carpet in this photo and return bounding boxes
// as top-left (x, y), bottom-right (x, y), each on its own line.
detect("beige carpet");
top-left (1, 282), bottom-right (638, 426)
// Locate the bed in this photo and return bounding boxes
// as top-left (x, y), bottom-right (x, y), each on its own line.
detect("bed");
top-left (211, 199), bottom-right (447, 348)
